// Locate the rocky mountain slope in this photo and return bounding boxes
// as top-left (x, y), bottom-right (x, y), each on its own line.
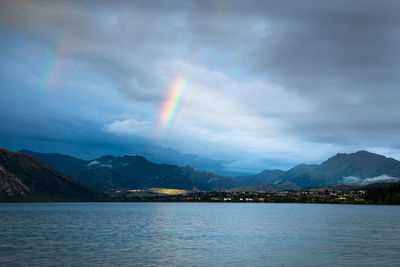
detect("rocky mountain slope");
top-left (0, 148), bottom-right (106, 201)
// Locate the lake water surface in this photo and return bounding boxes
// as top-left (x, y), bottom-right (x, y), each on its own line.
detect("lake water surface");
top-left (0, 202), bottom-right (399, 266)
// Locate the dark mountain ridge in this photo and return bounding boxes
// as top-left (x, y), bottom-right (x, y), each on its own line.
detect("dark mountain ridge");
top-left (233, 169), bottom-right (284, 186)
top-left (19, 149), bottom-right (400, 193)
top-left (230, 150), bottom-right (400, 190)
top-left (283, 150), bottom-right (400, 188)
top-left (21, 150), bottom-right (239, 192)
top-left (0, 148), bottom-right (105, 201)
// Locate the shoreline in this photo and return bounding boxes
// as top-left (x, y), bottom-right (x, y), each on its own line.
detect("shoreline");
top-left (1, 200), bottom-right (398, 205)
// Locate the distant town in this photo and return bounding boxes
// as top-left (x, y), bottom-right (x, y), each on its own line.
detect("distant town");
top-left (106, 187), bottom-right (374, 204)
top-left (105, 182), bottom-right (400, 205)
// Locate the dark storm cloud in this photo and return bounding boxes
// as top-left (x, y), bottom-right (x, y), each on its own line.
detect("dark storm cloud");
top-left (1, 0), bottom-right (400, 171)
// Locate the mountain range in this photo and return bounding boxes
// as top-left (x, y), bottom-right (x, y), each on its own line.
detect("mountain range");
top-left (20, 150), bottom-right (238, 192)
top-left (232, 150), bottom-right (400, 190)
top-left (19, 149), bottom-right (400, 193)
top-left (2, 148), bottom-right (400, 200)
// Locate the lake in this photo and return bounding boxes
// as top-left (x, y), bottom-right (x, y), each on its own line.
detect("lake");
top-left (0, 203), bottom-right (399, 266)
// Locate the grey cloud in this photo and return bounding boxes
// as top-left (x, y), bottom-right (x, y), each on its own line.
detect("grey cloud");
top-left (207, 1), bottom-right (400, 147)
top-left (0, 0), bottom-right (191, 102)
top-left (2, 0), bottom-right (400, 171)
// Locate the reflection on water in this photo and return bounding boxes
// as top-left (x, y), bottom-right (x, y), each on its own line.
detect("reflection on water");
top-left (0, 202), bottom-right (399, 266)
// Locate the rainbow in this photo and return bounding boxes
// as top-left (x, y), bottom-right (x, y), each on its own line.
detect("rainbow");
top-left (159, 76), bottom-right (187, 128)
top-left (40, 34), bottom-right (65, 87)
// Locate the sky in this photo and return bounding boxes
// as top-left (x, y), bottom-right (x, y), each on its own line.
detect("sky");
top-left (1, 0), bottom-right (400, 175)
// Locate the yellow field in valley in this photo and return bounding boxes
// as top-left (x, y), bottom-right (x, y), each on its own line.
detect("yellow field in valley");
top-left (149, 188), bottom-right (189, 195)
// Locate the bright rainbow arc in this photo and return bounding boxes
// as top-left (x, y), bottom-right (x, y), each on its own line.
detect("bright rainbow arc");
top-left (160, 76), bottom-right (187, 128)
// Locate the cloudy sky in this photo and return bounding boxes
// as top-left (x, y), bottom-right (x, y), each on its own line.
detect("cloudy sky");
top-left (1, 0), bottom-right (400, 175)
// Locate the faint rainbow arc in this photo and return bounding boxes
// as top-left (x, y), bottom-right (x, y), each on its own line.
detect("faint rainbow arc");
top-left (40, 34), bottom-right (66, 87)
